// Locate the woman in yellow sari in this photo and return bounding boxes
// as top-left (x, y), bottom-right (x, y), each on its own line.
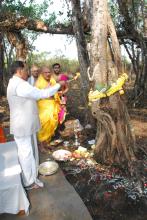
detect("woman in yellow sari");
top-left (35, 67), bottom-right (64, 152)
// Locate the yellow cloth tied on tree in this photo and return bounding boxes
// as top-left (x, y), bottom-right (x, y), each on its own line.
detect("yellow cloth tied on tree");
top-left (106, 73), bottom-right (128, 97)
top-left (88, 90), bottom-right (107, 102)
top-left (88, 73), bottom-right (128, 103)
top-left (35, 74), bottom-right (61, 142)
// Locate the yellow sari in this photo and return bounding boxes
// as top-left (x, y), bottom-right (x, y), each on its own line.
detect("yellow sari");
top-left (35, 74), bottom-right (61, 142)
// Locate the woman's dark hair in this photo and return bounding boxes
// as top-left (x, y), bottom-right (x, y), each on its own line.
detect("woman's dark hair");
top-left (52, 63), bottom-right (60, 68)
top-left (11, 61), bottom-right (25, 75)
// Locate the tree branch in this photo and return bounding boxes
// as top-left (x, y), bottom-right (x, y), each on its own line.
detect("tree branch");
top-left (0, 16), bottom-right (74, 35)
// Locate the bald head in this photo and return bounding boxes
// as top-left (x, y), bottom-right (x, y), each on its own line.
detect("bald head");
top-left (41, 66), bottom-right (52, 82)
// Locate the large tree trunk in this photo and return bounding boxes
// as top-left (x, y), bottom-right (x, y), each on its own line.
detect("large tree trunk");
top-left (0, 32), bottom-right (5, 96)
top-left (143, 15), bottom-right (147, 91)
top-left (90, 0), bottom-right (136, 166)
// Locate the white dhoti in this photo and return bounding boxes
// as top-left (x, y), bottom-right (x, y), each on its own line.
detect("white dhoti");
top-left (31, 134), bottom-right (39, 175)
top-left (14, 134), bottom-right (43, 187)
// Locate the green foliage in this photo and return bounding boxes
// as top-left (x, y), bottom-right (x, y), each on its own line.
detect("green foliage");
top-left (27, 51), bottom-right (51, 67)
top-left (108, 0), bottom-right (119, 25)
top-left (1, 0), bottom-right (58, 58)
top-left (0, 0), bottom-right (74, 75)
top-left (47, 57), bottom-right (79, 73)
top-left (1, 0), bottom-right (71, 27)
top-left (44, 12), bottom-right (57, 26)
top-left (27, 52), bottom-right (79, 74)
top-left (108, 0), bottom-right (145, 34)
top-left (2, 0), bottom-right (53, 20)
top-left (1, 0), bottom-right (58, 28)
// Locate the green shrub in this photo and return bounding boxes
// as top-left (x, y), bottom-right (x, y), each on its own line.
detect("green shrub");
top-left (27, 53), bottom-right (79, 74)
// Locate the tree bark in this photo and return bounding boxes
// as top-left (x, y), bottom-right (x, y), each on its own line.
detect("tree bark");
top-left (7, 31), bottom-right (28, 61)
top-left (70, 0), bottom-right (92, 124)
top-left (70, 0), bottom-right (90, 91)
top-left (90, 0), bottom-right (108, 85)
top-left (0, 32), bottom-right (5, 96)
top-left (117, 0), bottom-right (147, 103)
top-left (90, 0), bottom-right (136, 166)
top-left (0, 16), bottom-right (73, 35)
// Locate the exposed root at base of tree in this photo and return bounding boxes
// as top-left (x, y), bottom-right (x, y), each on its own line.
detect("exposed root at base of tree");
top-left (91, 98), bottom-right (136, 170)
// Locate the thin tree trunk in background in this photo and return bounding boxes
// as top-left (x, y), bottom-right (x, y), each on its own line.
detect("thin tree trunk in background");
top-left (107, 13), bottom-right (122, 73)
top-left (70, 0), bottom-right (92, 124)
top-left (132, 18), bottom-right (147, 102)
top-left (141, 14), bottom-right (147, 93)
top-left (0, 32), bottom-right (5, 96)
top-left (70, 0), bottom-right (90, 92)
top-left (117, 0), bottom-right (147, 103)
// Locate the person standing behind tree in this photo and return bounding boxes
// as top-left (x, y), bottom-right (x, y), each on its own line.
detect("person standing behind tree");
top-left (52, 63), bottom-right (69, 94)
top-left (52, 63), bottom-right (69, 121)
top-left (52, 63), bottom-right (63, 81)
top-left (28, 64), bottom-right (39, 86)
top-left (27, 64), bottom-right (40, 166)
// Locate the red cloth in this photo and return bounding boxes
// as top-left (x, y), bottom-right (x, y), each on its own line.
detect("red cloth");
top-left (58, 107), bottom-right (66, 124)
top-left (0, 127), bottom-right (6, 143)
top-left (59, 74), bottom-right (69, 81)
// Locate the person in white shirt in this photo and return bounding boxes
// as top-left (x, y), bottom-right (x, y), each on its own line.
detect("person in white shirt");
top-left (28, 65), bottom-right (40, 166)
top-left (7, 61), bottom-right (65, 189)
top-left (28, 65), bottom-right (39, 86)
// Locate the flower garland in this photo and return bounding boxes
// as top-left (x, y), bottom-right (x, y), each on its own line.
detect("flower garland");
top-left (88, 73), bottom-right (128, 103)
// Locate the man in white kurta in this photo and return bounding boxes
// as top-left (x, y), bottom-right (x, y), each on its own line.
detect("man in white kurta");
top-left (7, 61), bottom-right (64, 189)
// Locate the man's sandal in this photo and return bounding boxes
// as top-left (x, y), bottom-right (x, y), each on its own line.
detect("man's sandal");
top-left (25, 183), bottom-right (42, 191)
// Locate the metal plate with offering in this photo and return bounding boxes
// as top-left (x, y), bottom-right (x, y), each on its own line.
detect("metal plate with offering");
top-left (52, 149), bottom-right (72, 161)
top-left (39, 161), bottom-right (59, 176)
